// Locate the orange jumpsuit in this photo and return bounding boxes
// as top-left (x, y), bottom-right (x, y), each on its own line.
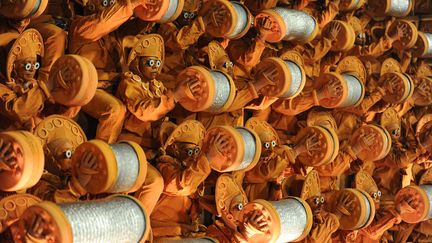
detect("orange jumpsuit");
top-left (115, 72), bottom-right (175, 153)
top-left (68, 1), bottom-right (142, 143)
top-left (0, 79), bottom-right (49, 131)
top-left (151, 154), bottom-right (211, 237)
top-left (114, 72), bottom-right (174, 214)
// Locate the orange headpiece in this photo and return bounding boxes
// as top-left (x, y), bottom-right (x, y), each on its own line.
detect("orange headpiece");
top-left (184, 0), bottom-right (203, 12)
top-left (127, 34), bottom-right (164, 66)
top-left (208, 41), bottom-right (231, 71)
top-left (159, 120), bottom-right (206, 150)
top-left (282, 170), bottom-right (322, 202)
top-left (6, 29), bottom-right (44, 83)
top-left (354, 170), bottom-right (381, 202)
top-left (416, 114), bottom-right (432, 142)
top-left (245, 118), bottom-right (279, 145)
top-left (215, 174), bottom-right (248, 230)
top-left (380, 108), bottom-right (401, 138)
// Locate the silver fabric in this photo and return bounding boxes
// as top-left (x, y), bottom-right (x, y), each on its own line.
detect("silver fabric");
top-left (109, 143), bottom-right (139, 193)
top-left (228, 2), bottom-right (249, 39)
top-left (158, 238), bottom-right (217, 243)
top-left (60, 197), bottom-right (146, 243)
top-left (423, 33), bottom-right (432, 58)
top-left (283, 60), bottom-right (303, 98)
top-left (271, 198), bottom-right (308, 243)
top-left (273, 8), bottom-right (316, 41)
top-left (387, 0), bottom-right (410, 16)
top-left (359, 191), bottom-right (372, 228)
top-left (340, 74), bottom-right (363, 107)
top-left (208, 71), bottom-right (231, 112)
top-left (420, 185), bottom-right (432, 220)
top-left (236, 128), bottom-right (256, 171)
top-left (159, 0), bottom-right (179, 23)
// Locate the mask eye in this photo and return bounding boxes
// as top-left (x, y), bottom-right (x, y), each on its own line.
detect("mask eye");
top-left (264, 142), bottom-right (270, 149)
top-left (392, 129), bottom-right (400, 136)
top-left (236, 203), bottom-right (243, 210)
top-left (156, 60), bottom-right (161, 67)
top-left (229, 62), bottom-right (233, 67)
top-left (25, 63), bottom-right (32, 71)
top-left (320, 197), bottom-right (325, 203)
top-left (88, 4), bottom-right (96, 11)
top-left (187, 149), bottom-right (194, 156)
top-left (190, 12), bottom-right (195, 19)
top-left (109, 0), bottom-right (115, 5)
top-left (34, 62), bottom-right (40, 70)
top-left (102, 0), bottom-right (108, 6)
top-left (223, 62), bottom-right (229, 68)
top-left (147, 59), bottom-right (155, 67)
top-left (183, 12), bottom-right (189, 18)
top-left (378, 191), bottom-right (382, 197)
top-left (314, 197), bottom-right (320, 205)
top-left (194, 147), bottom-right (200, 155)
top-left (373, 192), bottom-right (377, 199)
top-left (64, 149), bottom-right (73, 159)
top-left (271, 140), bottom-right (277, 147)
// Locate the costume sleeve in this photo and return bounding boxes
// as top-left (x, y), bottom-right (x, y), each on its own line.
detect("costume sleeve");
top-left (230, 37), bottom-right (267, 74)
top-left (343, 88), bottom-right (384, 116)
top-left (116, 76), bottom-right (175, 122)
top-left (304, 38), bottom-right (333, 63)
top-left (315, 146), bottom-right (357, 177)
top-left (350, 37), bottom-right (393, 58)
top-left (68, 0), bottom-right (136, 52)
top-left (0, 83), bottom-right (45, 124)
top-left (225, 82), bottom-right (259, 112)
top-left (359, 210), bottom-right (401, 240)
top-left (244, 146), bottom-right (297, 183)
top-left (387, 145), bottom-right (421, 169)
top-left (159, 17), bottom-right (205, 51)
top-left (272, 89), bottom-right (318, 116)
top-left (317, 1), bottom-right (340, 28)
top-left (304, 212), bottom-right (340, 243)
top-left (156, 154), bottom-right (211, 196)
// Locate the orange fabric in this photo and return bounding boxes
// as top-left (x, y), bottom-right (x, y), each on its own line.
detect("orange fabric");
top-left (357, 209), bottom-right (401, 242)
top-left (151, 154), bottom-right (210, 237)
top-left (115, 74), bottom-right (175, 123)
top-left (304, 211), bottom-right (340, 243)
top-left (228, 37), bottom-right (266, 74)
top-left (272, 86), bottom-right (318, 116)
top-left (68, 1), bottom-right (135, 71)
top-left (244, 146), bottom-right (297, 201)
top-left (82, 89), bottom-right (126, 143)
top-left (350, 37), bottom-right (393, 58)
top-left (158, 19), bottom-right (205, 82)
top-left (315, 144), bottom-right (357, 177)
top-left (134, 164), bottom-right (164, 215)
top-left (30, 23), bottom-right (66, 82)
top-left (0, 80), bottom-right (46, 130)
top-left (206, 220), bottom-right (246, 243)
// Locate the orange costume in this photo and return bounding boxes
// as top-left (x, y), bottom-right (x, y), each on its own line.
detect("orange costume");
top-left (0, 29), bottom-right (51, 131)
top-left (68, 0), bottom-right (148, 143)
top-left (282, 170), bottom-right (340, 243)
top-left (115, 34), bottom-right (175, 158)
top-left (206, 174), bottom-right (270, 243)
top-left (243, 118), bottom-right (298, 201)
top-left (151, 120), bottom-right (211, 238)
